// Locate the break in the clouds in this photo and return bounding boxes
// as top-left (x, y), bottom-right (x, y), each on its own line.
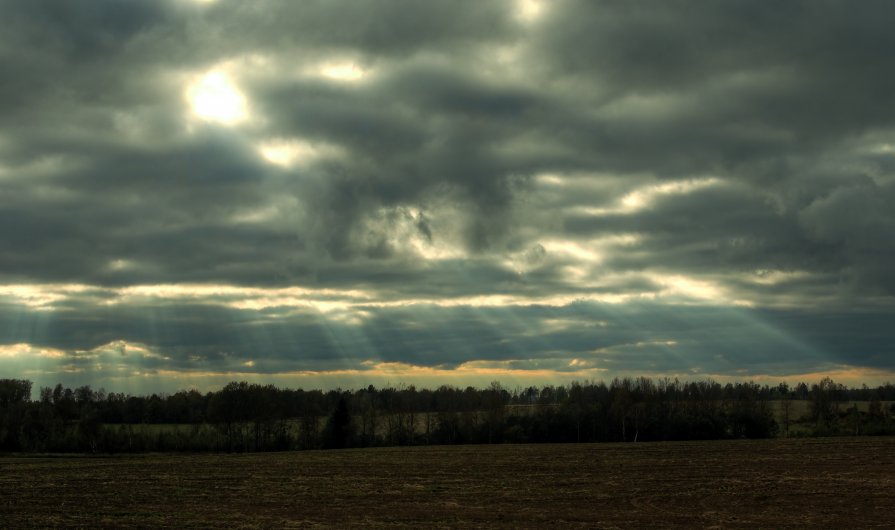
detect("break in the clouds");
top-left (2, 0), bottom-right (894, 393)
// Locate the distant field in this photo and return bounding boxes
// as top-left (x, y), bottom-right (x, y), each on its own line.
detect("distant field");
top-left (767, 399), bottom-right (895, 418)
top-left (115, 399), bottom-right (895, 440)
top-left (2, 437), bottom-right (894, 528)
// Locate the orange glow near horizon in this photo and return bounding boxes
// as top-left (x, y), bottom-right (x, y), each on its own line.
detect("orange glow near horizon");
top-left (47, 362), bottom-right (895, 393)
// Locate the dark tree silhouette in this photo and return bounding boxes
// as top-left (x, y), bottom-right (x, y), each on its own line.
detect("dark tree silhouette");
top-left (324, 397), bottom-right (353, 449)
top-left (1, 377), bottom-right (893, 453)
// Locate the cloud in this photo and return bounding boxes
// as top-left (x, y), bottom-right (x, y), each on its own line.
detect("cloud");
top-left (1, 0), bottom-right (894, 390)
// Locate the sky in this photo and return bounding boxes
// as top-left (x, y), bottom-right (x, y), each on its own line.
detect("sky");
top-left (2, 0), bottom-right (894, 394)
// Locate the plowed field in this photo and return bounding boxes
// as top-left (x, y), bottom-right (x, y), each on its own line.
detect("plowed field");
top-left (2, 437), bottom-right (893, 528)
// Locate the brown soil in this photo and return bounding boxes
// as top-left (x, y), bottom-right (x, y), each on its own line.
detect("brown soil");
top-left (2, 437), bottom-right (893, 528)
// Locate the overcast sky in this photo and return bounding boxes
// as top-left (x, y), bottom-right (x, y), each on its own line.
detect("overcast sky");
top-left (2, 0), bottom-right (894, 393)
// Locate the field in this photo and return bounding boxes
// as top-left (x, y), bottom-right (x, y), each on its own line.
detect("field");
top-left (2, 437), bottom-right (894, 528)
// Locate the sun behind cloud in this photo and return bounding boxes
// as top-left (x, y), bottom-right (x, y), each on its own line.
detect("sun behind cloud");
top-left (185, 71), bottom-right (248, 125)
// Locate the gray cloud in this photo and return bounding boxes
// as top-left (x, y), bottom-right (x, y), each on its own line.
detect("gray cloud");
top-left (1, 0), bottom-right (894, 388)
top-left (3, 294), bottom-right (889, 376)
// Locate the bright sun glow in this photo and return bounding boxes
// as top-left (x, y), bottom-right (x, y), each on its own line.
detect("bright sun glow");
top-left (186, 71), bottom-right (248, 125)
top-left (619, 178), bottom-right (722, 213)
top-left (517, 0), bottom-right (544, 22)
top-left (650, 274), bottom-right (726, 302)
top-left (257, 139), bottom-right (343, 168)
top-left (259, 142), bottom-right (309, 167)
top-left (543, 240), bottom-right (602, 263)
top-left (574, 177), bottom-right (723, 217)
top-left (0, 343), bottom-right (66, 359)
top-left (319, 62), bottom-right (365, 82)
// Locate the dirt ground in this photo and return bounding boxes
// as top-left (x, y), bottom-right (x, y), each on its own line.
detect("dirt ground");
top-left (1, 437), bottom-right (893, 528)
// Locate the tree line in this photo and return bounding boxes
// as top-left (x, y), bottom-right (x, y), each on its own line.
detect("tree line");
top-left (1, 377), bottom-right (893, 453)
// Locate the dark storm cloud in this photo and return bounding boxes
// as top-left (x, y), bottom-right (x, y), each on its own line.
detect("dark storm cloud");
top-left (0, 130), bottom-right (296, 286)
top-left (1, 0), bottom-right (894, 386)
top-left (0, 0), bottom-right (529, 274)
top-left (249, 60), bottom-right (551, 254)
top-left (519, 0), bottom-right (895, 186)
top-left (203, 0), bottom-right (518, 55)
top-left (539, 0), bottom-right (895, 133)
top-left (564, 184), bottom-right (826, 272)
top-left (3, 295), bottom-right (891, 385)
top-left (558, 176), bottom-right (895, 297)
